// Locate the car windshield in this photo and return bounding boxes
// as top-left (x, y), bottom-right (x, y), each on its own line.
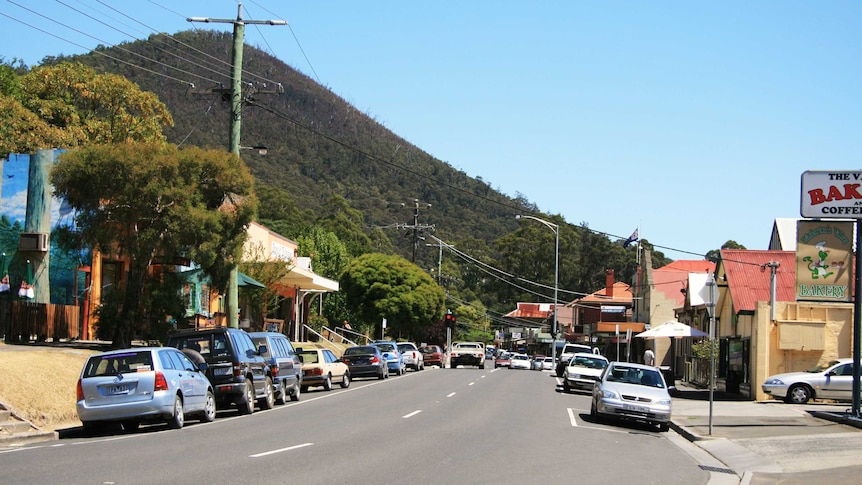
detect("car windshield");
top-left (571, 356), bottom-right (608, 369)
top-left (513, 355), bottom-right (529, 360)
top-left (806, 361), bottom-right (842, 373)
top-left (606, 366), bottom-right (664, 388)
top-left (419, 347), bottom-right (437, 354)
top-left (345, 346), bottom-right (375, 356)
top-left (83, 351), bottom-right (154, 377)
top-left (375, 344), bottom-right (396, 352)
top-left (397, 344), bottom-right (413, 352)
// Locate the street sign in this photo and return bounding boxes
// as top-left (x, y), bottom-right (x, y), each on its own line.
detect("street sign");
top-left (801, 170), bottom-right (862, 218)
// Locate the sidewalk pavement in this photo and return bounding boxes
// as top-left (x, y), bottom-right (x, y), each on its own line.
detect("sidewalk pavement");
top-left (669, 382), bottom-right (862, 485)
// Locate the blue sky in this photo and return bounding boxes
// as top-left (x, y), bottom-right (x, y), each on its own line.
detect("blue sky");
top-left (2, 1), bottom-right (860, 259)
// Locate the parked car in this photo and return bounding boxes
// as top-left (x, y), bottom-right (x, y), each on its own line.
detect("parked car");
top-left (542, 356), bottom-right (555, 371)
top-left (165, 327), bottom-right (273, 414)
top-left (419, 344), bottom-right (446, 368)
top-left (297, 346), bottom-right (350, 392)
top-left (762, 358), bottom-right (856, 404)
top-left (341, 345), bottom-right (388, 380)
top-left (495, 352), bottom-right (512, 368)
top-left (372, 341), bottom-right (406, 375)
top-left (556, 343), bottom-right (594, 377)
top-left (249, 332), bottom-right (302, 404)
top-left (531, 356), bottom-right (543, 370)
top-left (397, 342), bottom-right (425, 371)
top-left (76, 347), bottom-right (216, 432)
top-left (509, 353), bottom-right (531, 370)
top-left (591, 361), bottom-right (673, 431)
top-left (563, 353), bottom-right (609, 392)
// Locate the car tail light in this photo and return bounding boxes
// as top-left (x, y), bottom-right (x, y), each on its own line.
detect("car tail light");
top-left (271, 365), bottom-right (279, 377)
top-left (154, 371), bottom-right (169, 392)
top-left (370, 356), bottom-right (380, 363)
top-left (76, 379), bottom-right (84, 401)
top-left (306, 367), bottom-right (323, 376)
top-left (233, 362), bottom-right (242, 377)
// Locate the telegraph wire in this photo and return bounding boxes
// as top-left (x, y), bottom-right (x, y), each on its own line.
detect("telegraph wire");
top-left (245, 0), bottom-right (322, 84)
top-left (0, 10), bottom-right (196, 86)
top-left (6, 1), bottom-right (222, 86)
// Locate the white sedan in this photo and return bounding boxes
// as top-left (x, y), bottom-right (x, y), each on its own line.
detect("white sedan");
top-left (509, 353), bottom-right (532, 370)
top-left (563, 353), bottom-right (609, 392)
top-left (542, 357), bottom-right (555, 371)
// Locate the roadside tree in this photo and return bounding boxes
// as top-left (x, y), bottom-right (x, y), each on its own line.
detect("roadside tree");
top-left (340, 253), bottom-right (445, 340)
top-left (51, 142), bottom-right (257, 347)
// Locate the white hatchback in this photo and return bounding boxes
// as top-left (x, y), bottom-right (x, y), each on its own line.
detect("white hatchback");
top-left (509, 353), bottom-right (531, 370)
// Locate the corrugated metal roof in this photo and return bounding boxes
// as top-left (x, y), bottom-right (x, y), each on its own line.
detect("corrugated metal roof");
top-left (503, 302), bottom-right (557, 319)
top-left (719, 249), bottom-right (797, 313)
top-left (578, 282), bottom-right (633, 304)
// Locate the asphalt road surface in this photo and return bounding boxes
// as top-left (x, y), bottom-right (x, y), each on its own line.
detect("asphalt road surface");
top-left (0, 366), bottom-right (710, 484)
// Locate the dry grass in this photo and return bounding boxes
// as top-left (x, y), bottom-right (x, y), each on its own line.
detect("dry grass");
top-left (0, 343), bottom-right (96, 431)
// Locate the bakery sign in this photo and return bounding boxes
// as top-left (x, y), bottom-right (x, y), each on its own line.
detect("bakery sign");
top-left (801, 170), bottom-right (862, 218)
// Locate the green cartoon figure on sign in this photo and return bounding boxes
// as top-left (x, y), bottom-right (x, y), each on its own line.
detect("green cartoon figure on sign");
top-left (803, 241), bottom-right (834, 279)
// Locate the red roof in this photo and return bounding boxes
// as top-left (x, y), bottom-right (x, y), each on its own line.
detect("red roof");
top-left (657, 260), bottom-right (716, 273)
top-left (720, 249), bottom-right (796, 313)
top-left (504, 302), bottom-right (556, 319)
top-left (578, 282), bottom-right (632, 304)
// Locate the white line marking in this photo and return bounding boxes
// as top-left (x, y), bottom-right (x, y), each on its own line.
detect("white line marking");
top-left (250, 442), bottom-right (313, 458)
top-left (403, 410), bottom-right (422, 419)
top-left (447, 392), bottom-right (456, 398)
top-left (567, 408), bottom-right (579, 427)
top-left (468, 382), bottom-right (475, 386)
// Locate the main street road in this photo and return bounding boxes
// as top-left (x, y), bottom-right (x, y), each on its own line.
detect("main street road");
top-left (1, 367), bottom-right (710, 484)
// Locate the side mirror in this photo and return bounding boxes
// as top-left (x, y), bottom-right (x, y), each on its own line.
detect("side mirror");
top-left (197, 362), bottom-right (209, 373)
top-left (258, 345), bottom-right (267, 355)
top-left (296, 347), bottom-right (303, 352)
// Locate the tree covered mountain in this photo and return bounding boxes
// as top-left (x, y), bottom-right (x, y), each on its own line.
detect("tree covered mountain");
top-left (39, 30), bottom-right (665, 320)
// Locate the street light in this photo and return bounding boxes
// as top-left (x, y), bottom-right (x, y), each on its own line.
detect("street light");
top-left (515, 214), bottom-right (560, 365)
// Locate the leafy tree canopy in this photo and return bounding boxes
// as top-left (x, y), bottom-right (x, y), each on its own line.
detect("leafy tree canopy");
top-left (0, 61), bottom-right (171, 158)
top-left (340, 253), bottom-right (445, 341)
top-left (51, 142), bottom-right (257, 346)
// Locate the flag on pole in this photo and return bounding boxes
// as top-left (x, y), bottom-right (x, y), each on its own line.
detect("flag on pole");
top-left (623, 228), bottom-right (639, 248)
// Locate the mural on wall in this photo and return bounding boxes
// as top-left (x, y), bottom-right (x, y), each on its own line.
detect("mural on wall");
top-left (0, 152), bottom-right (81, 305)
top-left (795, 220), bottom-right (853, 302)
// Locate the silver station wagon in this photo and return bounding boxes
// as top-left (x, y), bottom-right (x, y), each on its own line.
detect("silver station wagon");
top-left (76, 347), bottom-right (216, 432)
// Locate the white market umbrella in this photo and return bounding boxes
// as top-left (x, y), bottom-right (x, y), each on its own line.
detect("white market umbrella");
top-left (635, 320), bottom-right (708, 339)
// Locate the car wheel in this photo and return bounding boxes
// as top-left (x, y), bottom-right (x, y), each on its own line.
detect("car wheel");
top-left (167, 395), bottom-right (184, 429)
top-left (290, 381), bottom-right (301, 402)
top-left (590, 400), bottom-right (600, 421)
top-left (340, 373), bottom-right (351, 388)
top-left (378, 369), bottom-right (385, 380)
top-left (400, 366), bottom-right (406, 376)
top-left (277, 380), bottom-right (289, 405)
top-left (658, 422), bottom-right (669, 432)
top-left (563, 380), bottom-right (570, 392)
top-left (301, 385), bottom-right (309, 393)
top-left (786, 384), bottom-right (812, 404)
top-left (323, 375), bottom-right (333, 391)
top-left (384, 368), bottom-right (389, 378)
top-left (237, 379), bottom-right (255, 415)
top-left (201, 391), bottom-right (216, 422)
top-left (121, 419), bottom-right (140, 432)
top-left (260, 377), bottom-right (275, 410)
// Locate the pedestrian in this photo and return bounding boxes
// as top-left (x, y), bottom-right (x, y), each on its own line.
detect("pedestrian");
top-left (643, 347), bottom-right (656, 367)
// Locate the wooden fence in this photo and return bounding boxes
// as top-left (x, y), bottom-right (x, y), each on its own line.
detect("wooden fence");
top-left (1, 300), bottom-right (80, 343)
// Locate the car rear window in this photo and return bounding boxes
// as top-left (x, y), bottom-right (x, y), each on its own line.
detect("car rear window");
top-left (345, 346), bottom-right (375, 356)
top-left (83, 351), bottom-right (154, 377)
top-left (299, 351), bottom-right (319, 363)
top-left (170, 333), bottom-right (229, 357)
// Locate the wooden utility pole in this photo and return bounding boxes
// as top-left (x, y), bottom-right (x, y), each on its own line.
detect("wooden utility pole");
top-left (188, 4), bottom-right (285, 328)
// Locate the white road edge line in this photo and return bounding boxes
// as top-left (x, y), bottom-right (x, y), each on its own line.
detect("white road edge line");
top-left (250, 442), bottom-right (313, 458)
top-left (403, 410), bottom-right (422, 419)
top-left (567, 407), bottom-right (579, 427)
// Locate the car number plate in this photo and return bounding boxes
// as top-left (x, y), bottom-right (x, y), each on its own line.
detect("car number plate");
top-left (213, 367), bottom-right (232, 376)
top-left (108, 384), bottom-right (131, 394)
top-left (622, 403), bottom-right (649, 413)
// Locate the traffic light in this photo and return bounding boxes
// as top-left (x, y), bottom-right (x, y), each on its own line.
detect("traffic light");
top-left (444, 312), bottom-right (456, 330)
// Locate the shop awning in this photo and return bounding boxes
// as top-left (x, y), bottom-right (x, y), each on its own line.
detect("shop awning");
top-left (277, 265), bottom-right (339, 292)
top-left (595, 322), bottom-right (646, 334)
top-left (237, 272), bottom-right (265, 289)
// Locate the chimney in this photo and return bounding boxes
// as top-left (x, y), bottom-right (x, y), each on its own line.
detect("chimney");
top-left (606, 269), bottom-right (614, 297)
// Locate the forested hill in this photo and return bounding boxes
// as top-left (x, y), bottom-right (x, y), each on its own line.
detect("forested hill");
top-left (50, 31), bottom-right (528, 248)
top-left (42, 30), bottom-right (656, 305)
